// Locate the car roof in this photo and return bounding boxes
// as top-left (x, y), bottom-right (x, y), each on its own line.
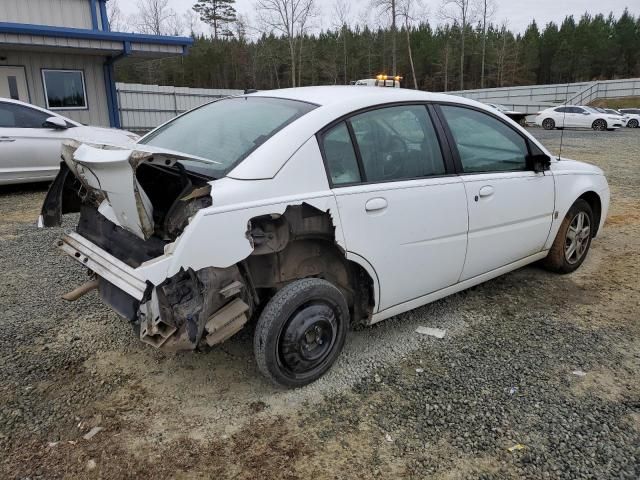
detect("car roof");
top-left (249, 86), bottom-right (468, 108)
top-left (229, 86), bottom-right (552, 180)
top-left (0, 97), bottom-right (80, 126)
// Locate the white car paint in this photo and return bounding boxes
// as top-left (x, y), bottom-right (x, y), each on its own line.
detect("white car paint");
top-left (44, 86), bottom-right (610, 348)
top-left (0, 98), bottom-right (138, 185)
top-left (618, 108), bottom-right (640, 128)
top-left (535, 105), bottom-right (622, 130)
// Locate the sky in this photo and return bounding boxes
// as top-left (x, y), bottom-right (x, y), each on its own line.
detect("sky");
top-left (118, 0), bottom-right (635, 36)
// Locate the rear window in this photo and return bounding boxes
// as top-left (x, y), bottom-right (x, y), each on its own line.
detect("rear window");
top-left (139, 96), bottom-right (316, 177)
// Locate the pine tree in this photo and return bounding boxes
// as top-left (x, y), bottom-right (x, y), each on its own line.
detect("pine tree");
top-left (193, 0), bottom-right (237, 40)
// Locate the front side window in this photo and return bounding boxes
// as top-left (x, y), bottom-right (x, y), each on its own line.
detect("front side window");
top-left (139, 96), bottom-right (316, 177)
top-left (440, 105), bottom-right (528, 173)
top-left (42, 70), bottom-right (87, 110)
top-left (0, 102), bottom-right (50, 128)
top-left (348, 105), bottom-right (445, 182)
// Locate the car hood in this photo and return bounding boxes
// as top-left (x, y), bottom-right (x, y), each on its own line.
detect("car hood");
top-left (67, 125), bottom-right (139, 145)
top-left (552, 158), bottom-right (604, 176)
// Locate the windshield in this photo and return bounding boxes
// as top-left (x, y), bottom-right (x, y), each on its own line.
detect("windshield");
top-left (139, 96), bottom-right (317, 177)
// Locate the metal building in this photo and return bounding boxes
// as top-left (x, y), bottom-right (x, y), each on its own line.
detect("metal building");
top-left (0, 0), bottom-right (192, 127)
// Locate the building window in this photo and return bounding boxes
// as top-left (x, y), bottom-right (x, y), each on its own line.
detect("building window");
top-left (42, 70), bottom-right (88, 110)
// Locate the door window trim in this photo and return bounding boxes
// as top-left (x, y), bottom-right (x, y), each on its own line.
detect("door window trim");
top-left (316, 101), bottom-right (456, 188)
top-left (433, 102), bottom-right (540, 176)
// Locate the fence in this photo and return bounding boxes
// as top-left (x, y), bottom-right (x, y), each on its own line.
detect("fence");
top-left (116, 83), bottom-right (243, 133)
top-left (446, 78), bottom-right (640, 114)
top-left (116, 78), bottom-right (640, 132)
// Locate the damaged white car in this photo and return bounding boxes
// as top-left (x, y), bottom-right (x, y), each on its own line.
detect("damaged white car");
top-left (40, 87), bottom-right (610, 387)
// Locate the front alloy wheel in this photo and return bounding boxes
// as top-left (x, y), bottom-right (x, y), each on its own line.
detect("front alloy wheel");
top-left (543, 199), bottom-right (594, 274)
top-left (628, 119), bottom-right (639, 128)
top-left (564, 211), bottom-right (591, 265)
top-left (254, 278), bottom-right (349, 388)
top-left (542, 118), bottom-right (555, 130)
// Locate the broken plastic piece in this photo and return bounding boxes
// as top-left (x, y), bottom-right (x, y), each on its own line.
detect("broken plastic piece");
top-left (415, 326), bottom-right (447, 339)
top-left (507, 444), bottom-right (526, 452)
top-left (572, 370), bottom-right (587, 377)
top-left (205, 298), bottom-right (250, 346)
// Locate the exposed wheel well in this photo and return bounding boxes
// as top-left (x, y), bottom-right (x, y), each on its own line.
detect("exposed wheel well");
top-left (245, 204), bottom-right (375, 325)
top-left (578, 191), bottom-right (602, 237)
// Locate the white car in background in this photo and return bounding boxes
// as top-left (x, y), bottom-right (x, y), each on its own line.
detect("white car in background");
top-left (536, 105), bottom-right (623, 131)
top-left (595, 108), bottom-right (630, 127)
top-left (0, 98), bottom-right (139, 185)
top-left (618, 108), bottom-right (640, 128)
top-left (40, 87), bottom-right (609, 387)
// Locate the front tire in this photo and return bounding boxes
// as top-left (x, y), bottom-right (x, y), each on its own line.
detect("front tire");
top-left (253, 278), bottom-right (349, 388)
top-left (542, 118), bottom-right (555, 130)
top-left (628, 119), bottom-right (639, 128)
top-left (543, 199), bottom-right (594, 274)
top-left (592, 119), bottom-right (607, 131)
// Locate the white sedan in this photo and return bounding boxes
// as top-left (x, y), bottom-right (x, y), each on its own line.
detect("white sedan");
top-left (536, 105), bottom-right (624, 131)
top-left (40, 87), bottom-right (610, 387)
top-left (0, 98), bottom-right (139, 185)
top-left (618, 108), bottom-right (640, 128)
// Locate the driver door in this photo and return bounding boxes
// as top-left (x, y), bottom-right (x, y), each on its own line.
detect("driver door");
top-left (320, 105), bottom-right (469, 312)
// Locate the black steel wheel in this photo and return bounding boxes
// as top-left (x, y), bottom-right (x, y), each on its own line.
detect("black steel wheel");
top-left (592, 119), bottom-right (607, 131)
top-left (254, 278), bottom-right (349, 388)
top-left (542, 118), bottom-right (555, 130)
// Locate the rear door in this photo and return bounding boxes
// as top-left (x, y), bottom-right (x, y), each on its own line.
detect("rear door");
top-left (0, 102), bottom-right (65, 183)
top-left (436, 104), bottom-right (555, 280)
top-left (320, 104), bottom-right (468, 312)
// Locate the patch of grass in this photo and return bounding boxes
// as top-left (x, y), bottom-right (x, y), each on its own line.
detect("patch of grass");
top-left (590, 96), bottom-right (640, 109)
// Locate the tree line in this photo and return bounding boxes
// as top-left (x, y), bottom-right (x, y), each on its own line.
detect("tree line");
top-left (113, 1), bottom-right (640, 92)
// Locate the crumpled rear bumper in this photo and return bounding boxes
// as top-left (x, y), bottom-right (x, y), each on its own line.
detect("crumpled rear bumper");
top-left (57, 232), bottom-right (252, 351)
top-left (58, 232), bottom-right (148, 301)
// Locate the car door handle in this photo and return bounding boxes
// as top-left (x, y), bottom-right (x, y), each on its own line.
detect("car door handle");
top-left (365, 197), bottom-right (388, 212)
top-left (478, 186), bottom-right (494, 197)
top-left (0, 136), bottom-right (16, 143)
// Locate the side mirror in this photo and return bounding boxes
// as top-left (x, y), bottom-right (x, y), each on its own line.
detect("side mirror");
top-left (44, 116), bottom-right (68, 130)
top-left (527, 153), bottom-right (551, 173)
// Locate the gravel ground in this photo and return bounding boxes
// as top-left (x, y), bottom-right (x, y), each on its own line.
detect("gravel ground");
top-left (0, 127), bottom-right (639, 479)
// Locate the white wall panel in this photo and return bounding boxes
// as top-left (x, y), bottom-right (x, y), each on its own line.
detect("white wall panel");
top-left (2, 50), bottom-right (110, 126)
top-left (1, 0), bottom-right (94, 29)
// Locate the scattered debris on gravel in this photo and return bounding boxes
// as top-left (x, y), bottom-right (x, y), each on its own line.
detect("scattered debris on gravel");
top-left (1, 128), bottom-right (639, 479)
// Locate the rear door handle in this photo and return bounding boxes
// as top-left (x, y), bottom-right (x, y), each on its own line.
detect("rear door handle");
top-left (365, 197), bottom-right (388, 212)
top-left (0, 137), bottom-right (16, 143)
top-left (478, 185), bottom-right (494, 197)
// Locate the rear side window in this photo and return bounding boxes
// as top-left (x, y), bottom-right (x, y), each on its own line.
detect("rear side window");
top-left (440, 105), bottom-right (528, 173)
top-left (321, 122), bottom-right (361, 185)
top-left (349, 105), bottom-right (445, 182)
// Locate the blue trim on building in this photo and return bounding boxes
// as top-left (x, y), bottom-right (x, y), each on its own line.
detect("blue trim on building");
top-left (98, 0), bottom-right (110, 32)
top-left (0, 22), bottom-right (193, 47)
top-left (103, 41), bottom-right (132, 128)
top-left (89, 0), bottom-right (99, 30)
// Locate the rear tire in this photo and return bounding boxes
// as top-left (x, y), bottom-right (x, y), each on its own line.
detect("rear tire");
top-left (542, 118), bottom-right (555, 130)
top-left (253, 278), bottom-right (349, 388)
top-left (543, 199), bottom-right (594, 274)
top-left (628, 119), bottom-right (639, 128)
top-left (592, 119), bottom-right (607, 131)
